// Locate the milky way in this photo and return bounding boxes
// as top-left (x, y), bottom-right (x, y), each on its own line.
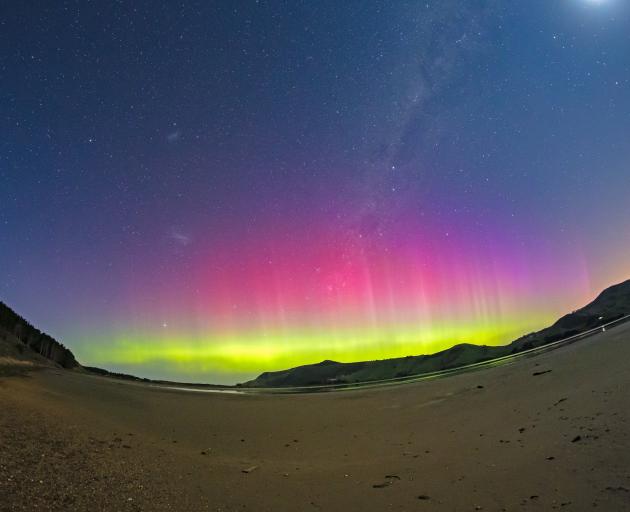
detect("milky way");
top-left (2, 1), bottom-right (629, 383)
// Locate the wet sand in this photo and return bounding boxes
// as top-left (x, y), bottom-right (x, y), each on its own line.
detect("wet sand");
top-left (2, 323), bottom-right (630, 511)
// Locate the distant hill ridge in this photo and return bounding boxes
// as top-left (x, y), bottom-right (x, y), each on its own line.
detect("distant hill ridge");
top-left (242, 279), bottom-right (630, 388)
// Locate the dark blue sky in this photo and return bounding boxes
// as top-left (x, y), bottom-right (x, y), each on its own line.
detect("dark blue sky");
top-left (1, 1), bottom-right (629, 382)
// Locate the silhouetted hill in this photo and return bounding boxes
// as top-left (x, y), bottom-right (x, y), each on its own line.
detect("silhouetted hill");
top-left (509, 279), bottom-right (630, 352)
top-left (0, 302), bottom-right (79, 369)
top-left (243, 279), bottom-right (630, 388)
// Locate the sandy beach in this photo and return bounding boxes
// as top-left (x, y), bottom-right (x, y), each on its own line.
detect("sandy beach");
top-left (2, 322), bottom-right (630, 511)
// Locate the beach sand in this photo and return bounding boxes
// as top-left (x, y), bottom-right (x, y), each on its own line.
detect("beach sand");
top-left (2, 323), bottom-right (630, 511)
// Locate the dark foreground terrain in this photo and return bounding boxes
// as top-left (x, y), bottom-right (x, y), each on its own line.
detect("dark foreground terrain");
top-left (2, 322), bottom-right (630, 511)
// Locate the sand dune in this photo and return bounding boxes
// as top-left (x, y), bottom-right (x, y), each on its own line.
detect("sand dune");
top-left (2, 323), bottom-right (630, 511)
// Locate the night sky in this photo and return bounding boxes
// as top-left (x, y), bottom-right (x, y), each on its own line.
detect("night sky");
top-left (2, 1), bottom-right (629, 384)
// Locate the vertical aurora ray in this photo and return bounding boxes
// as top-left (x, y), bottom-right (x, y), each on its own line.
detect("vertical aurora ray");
top-left (74, 212), bottom-right (595, 381)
